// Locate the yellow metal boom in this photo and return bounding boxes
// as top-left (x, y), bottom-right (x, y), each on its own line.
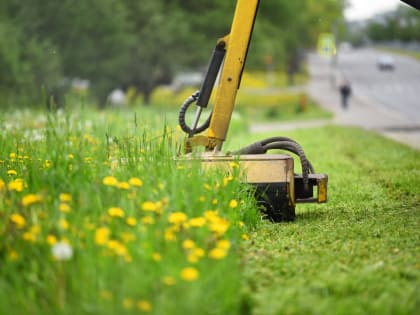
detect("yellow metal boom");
top-left (177, 0), bottom-right (328, 222)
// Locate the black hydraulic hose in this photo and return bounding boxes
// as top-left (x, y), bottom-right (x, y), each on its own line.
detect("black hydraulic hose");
top-left (265, 140), bottom-right (314, 173)
top-left (233, 137), bottom-right (315, 185)
top-left (197, 44), bottom-right (225, 108)
top-left (260, 136), bottom-right (301, 147)
top-left (178, 91), bottom-right (212, 136)
top-left (263, 141), bottom-right (313, 180)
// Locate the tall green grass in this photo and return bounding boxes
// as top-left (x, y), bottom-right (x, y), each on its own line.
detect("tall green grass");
top-left (0, 107), bottom-right (259, 314)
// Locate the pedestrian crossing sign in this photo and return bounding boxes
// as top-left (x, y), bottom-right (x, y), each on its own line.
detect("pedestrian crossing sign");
top-left (317, 33), bottom-right (336, 57)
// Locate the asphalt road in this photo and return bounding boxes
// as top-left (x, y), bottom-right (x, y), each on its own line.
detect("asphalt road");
top-left (306, 48), bottom-right (420, 150)
top-left (338, 48), bottom-right (420, 125)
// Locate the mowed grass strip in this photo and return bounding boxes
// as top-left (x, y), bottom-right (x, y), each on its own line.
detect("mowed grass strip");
top-left (236, 126), bottom-right (420, 315)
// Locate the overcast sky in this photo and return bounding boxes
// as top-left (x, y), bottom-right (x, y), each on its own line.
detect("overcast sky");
top-left (344, 0), bottom-right (402, 21)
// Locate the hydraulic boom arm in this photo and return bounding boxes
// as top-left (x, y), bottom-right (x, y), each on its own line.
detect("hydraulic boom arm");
top-left (177, 0), bottom-right (328, 222)
top-left (182, 0), bottom-right (260, 152)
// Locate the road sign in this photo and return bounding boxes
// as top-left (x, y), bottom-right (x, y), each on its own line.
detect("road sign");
top-left (317, 33), bottom-right (336, 57)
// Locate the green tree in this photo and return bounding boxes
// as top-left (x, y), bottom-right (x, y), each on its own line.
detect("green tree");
top-left (366, 5), bottom-right (420, 43)
top-left (0, 0), bottom-right (346, 107)
top-left (249, 0), bottom-right (345, 82)
top-left (2, 0), bottom-right (132, 107)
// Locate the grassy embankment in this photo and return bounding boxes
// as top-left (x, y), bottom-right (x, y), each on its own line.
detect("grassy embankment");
top-left (0, 70), bottom-right (418, 314)
top-left (376, 46), bottom-right (420, 61)
top-left (235, 126), bottom-right (420, 315)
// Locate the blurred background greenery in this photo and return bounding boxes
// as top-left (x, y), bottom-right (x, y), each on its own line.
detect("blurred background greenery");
top-left (0, 0), bottom-right (345, 108)
top-left (0, 0), bottom-right (418, 109)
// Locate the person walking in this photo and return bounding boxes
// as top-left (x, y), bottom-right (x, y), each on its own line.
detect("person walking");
top-left (339, 79), bottom-right (352, 110)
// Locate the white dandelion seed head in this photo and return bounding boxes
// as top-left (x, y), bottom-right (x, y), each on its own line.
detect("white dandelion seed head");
top-left (52, 242), bottom-right (73, 261)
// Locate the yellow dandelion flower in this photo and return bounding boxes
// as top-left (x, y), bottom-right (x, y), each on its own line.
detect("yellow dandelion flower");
top-left (212, 198), bottom-right (218, 205)
top-left (95, 227), bottom-right (110, 245)
top-left (238, 221), bottom-right (245, 229)
top-left (59, 203), bottom-right (71, 213)
top-left (21, 194), bottom-right (42, 207)
top-left (164, 230), bottom-right (176, 241)
top-left (59, 218), bottom-right (69, 230)
top-left (152, 252), bottom-right (161, 262)
top-left (180, 267), bottom-right (199, 282)
top-left (8, 250), bottom-right (19, 261)
top-left (137, 300), bottom-right (152, 313)
top-left (30, 225), bottom-right (41, 234)
top-left (162, 276), bottom-right (176, 286)
top-left (126, 216), bottom-right (137, 226)
top-left (141, 216), bottom-right (155, 225)
top-left (9, 153), bottom-right (17, 159)
top-left (217, 239), bottom-right (231, 250)
top-left (107, 240), bottom-right (119, 250)
top-left (8, 179), bottom-right (24, 192)
top-left (59, 193), bottom-right (72, 202)
top-left (198, 195), bottom-right (205, 202)
top-left (23, 225), bottom-right (40, 242)
top-left (121, 232), bottom-right (136, 243)
top-left (204, 210), bottom-right (219, 220)
top-left (193, 248), bottom-right (205, 258)
top-left (107, 240), bottom-right (127, 256)
top-left (0, 179), bottom-right (5, 190)
top-left (189, 217), bottom-right (206, 227)
top-left (108, 207), bottom-right (124, 218)
top-left (23, 232), bottom-right (35, 242)
top-left (67, 154), bottom-right (74, 160)
top-left (122, 298), bottom-right (134, 310)
top-left (187, 253), bottom-right (199, 263)
top-left (43, 160), bottom-right (52, 169)
top-left (229, 199), bottom-right (238, 209)
top-left (7, 169), bottom-right (17, 176)
top-left (128, 177), bottom-right (143, 187)
top-left (182, 239), bottom-right (195, 250)
top-left (10, 213), bottom-right (26, 229)
top-left (141, 201), bottom-right (157, 212)
top-left (168, 212), bottom-right (187, 225)
top-left (241, 233), bottom-right (249, 241)
top-left (229, 161), bottom-right (239, 168)
top-left (208, 218), bottom-right (229, 236)
top-left (209, 248), bottom-right (227, 260)
top-left (46, 234), bottom-right (58, 245)
top-left (118, 181), bottom-right (130, 190)
top-left (102, 176), bottom-right (118, 187)
top-left (115, 243), bottom-right (127, 256)
top-left (223, 175), bottom-right (233, 186)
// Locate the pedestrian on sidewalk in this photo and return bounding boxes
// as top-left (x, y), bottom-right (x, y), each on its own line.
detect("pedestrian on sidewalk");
top-left (339, 79), bottom-right (352, 110)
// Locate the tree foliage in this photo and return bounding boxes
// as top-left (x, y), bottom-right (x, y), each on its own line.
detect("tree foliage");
top-left (0, 0), bottom-right (344, 107)
top-left (365, 5), bottom-right (420, 43)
